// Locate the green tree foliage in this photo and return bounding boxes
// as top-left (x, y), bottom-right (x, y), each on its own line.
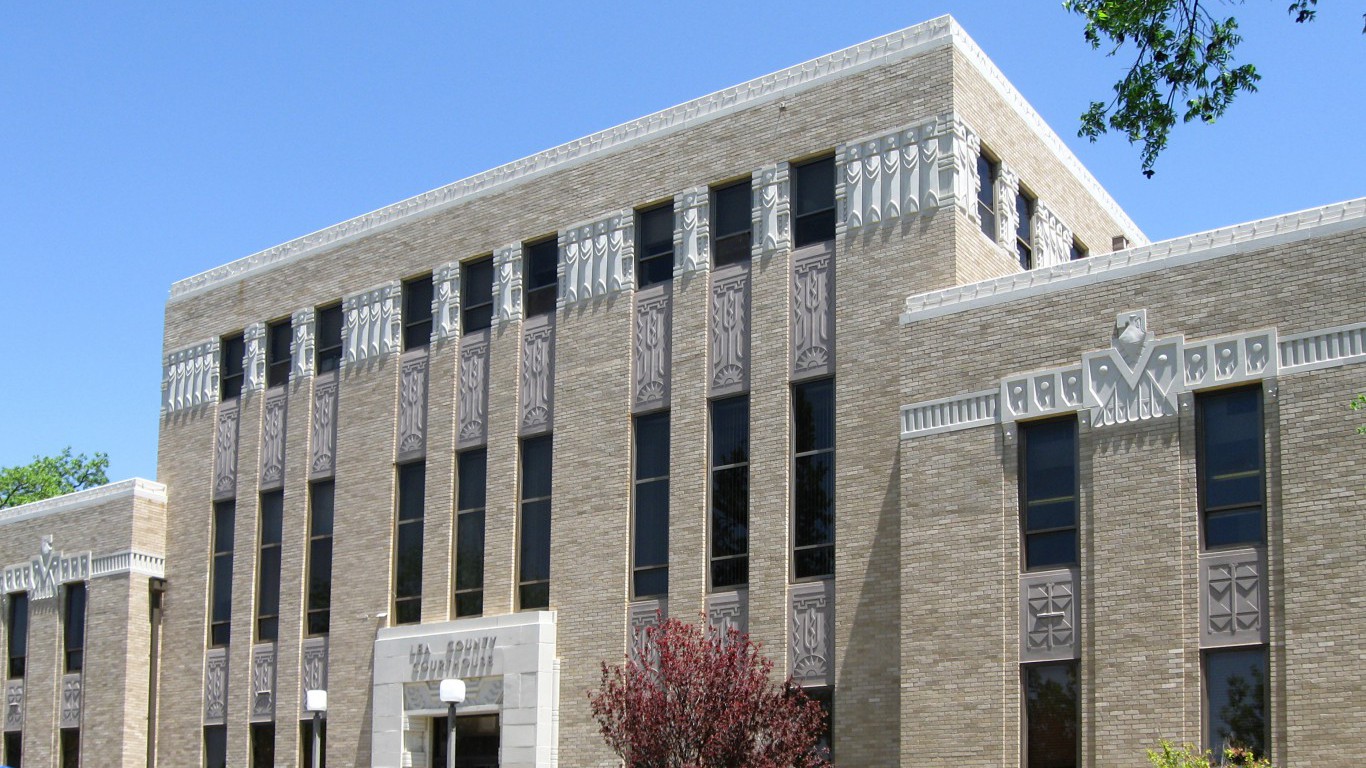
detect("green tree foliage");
top-left (1064, 0), bottom-right (1358, 177)
top-left (1147, 739), bottom-right (1276, 767)
top-left (0, 448), bottom-right (110, 509)
top-left (1351, 393), bottom-right (1366, 434)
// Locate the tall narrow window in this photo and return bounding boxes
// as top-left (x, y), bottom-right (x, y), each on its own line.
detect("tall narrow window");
top-left (1198, 387), bottom-right (1264, 548)
top-left (63, 582), bottom-right (86, 673)
top-left (793, 156), bottom-right (836, 247)
top-left (403, 275), bottom-right (433, 350)
top-left (710, 396), bottom-right (750, 589)
top-left (221, 333), bottom-right (245, 401)
top-left (256, 491), bottom-right (283, 642)
top-left (316, 303), bottom-right (343, 374)
top-left (7, 591), bottom-right (28, 678)
top-left (301, 720), bottom-right (327, 768)
top-left (462, 255), bottom-right (494, 333)
top-left (209, 501), bottom-right (235, 647)
top-left (1024, 661), bottom-right (1078, 768)
top-left (524, 238), bottom-right (559, 318)
top-left (637, 203), bottom-right (675, 288)
top-left (519, 436), bottom-right (553, 609)
top-left (712, 178), bottom-right (753, 267)
top-left (3, 731), bottom-right (21, 768)
top-left (1205, 647), bottom-right (1268, 757)
top-left (456, 450), bottom-right (488, 617)
top-left (266, 318), bottom-right (292, 388)
top-left (1015, 188), bottom-right (1036, 269)
top-left (633, 413), bottom-right (670, 599)
top-left (307, 481), bottom-right (334, 636)
top-left (394, 463), bottom-right (426, 625)
top-left (977, 151), bottom-right (998, 239)
top-left (807, 687), bottom-right (834, 761)
top-left (1020, 418), bottom-right (1079, 570)
top-left (204, 725), bottom-right (227, 768)
top-left (1069, 239), bottom-right (1088, 261)
top-left (250, 722), bottom-right (275, 768)
top-left (60, 729), bottom-right (79, 768)
top-left (793, 379), bottom-right (835, 579)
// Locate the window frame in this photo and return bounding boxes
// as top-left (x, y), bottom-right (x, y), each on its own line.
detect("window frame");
top-left (518, 435), bottom-right (554, 610)
top-left (523, 237), bottom-right (559, 319)
top-left (1196, 385), bottom-right (1266, 550)
top-left (209, 500), bottom-right (235, 648)
top-left (792, 154), bottom-right (837, 248)
top-left (402, 274), bottom-right (434, 351)
top-left (60, 727), bottom-right (80, 768)
top-left (709, 395), bottom-right (750, 590)
top-left (221, 332), bottom-right (245, 401)
top-left (7, 590), bottom-right (28, 678)
top-left (315, 303), bottom-right (343, 374)
top-left (394, 462), bottom-right (426, 625)
top-left (461, 255), bottom-right (494, 334)
top-left (631, 411), bottom-right (670, 600)
top-left (1022, 660), bottom-right (1080, 768)
top-left (63, 581), bottom-right (87, 673)
top-left (711, 177), bottom-right (753, 267)
top-left (1203, 646), bottom-right (1269, 759)
top-left (1019, 416), bottom-right (1080, 571)
top-left (1015, 187), bottom-right (1036, 270)
top-left (266, 317), bottom-right (292, 388)
top-left (256, 490), bottom-right (284, 642)
top-left (792, 378), bottom-right (835, 581)
top-left (636, 202), bottom-right (676, 289)
top-left (977, 150), bottom-right (999, 240)
top-left (306, 480), bottom-right (334, 637)
top-left (455, 449), bottom-right (488, 617)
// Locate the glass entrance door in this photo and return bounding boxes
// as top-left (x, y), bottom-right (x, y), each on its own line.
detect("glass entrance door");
top-left (431, 714), bottom-right (499, 768)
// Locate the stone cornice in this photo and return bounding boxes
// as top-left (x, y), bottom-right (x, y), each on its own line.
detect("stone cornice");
top-left (902, 198), bottom-right (1366, 324)
top-left (0, 478), bottom-right (166, 527)
top-left (168, 15), bottom-right (1139, 302)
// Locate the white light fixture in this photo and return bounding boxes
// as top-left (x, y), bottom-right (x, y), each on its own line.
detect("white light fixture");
top-left (440, 678), bottom-right (466, 768)
top-left (439, 678), bottom-right (466, 704)
top-left (305, 689), bottom-right (328, 713)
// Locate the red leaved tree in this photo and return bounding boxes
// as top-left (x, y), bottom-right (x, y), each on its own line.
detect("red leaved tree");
top-left (589, 615), bottom-right (830, 768)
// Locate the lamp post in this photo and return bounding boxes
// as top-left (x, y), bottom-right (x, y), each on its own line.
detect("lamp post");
top-left (305, 689), bottom-right (327, 768)
top-left (439, 678), bottom-right (466, 768)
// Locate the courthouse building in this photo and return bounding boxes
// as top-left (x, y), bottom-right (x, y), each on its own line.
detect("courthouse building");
top-left (3, 13), bottom-right (1365, 768)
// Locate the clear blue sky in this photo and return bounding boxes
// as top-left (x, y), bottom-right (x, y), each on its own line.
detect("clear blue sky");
top-left (1, 2), bottom-right (1361, 482)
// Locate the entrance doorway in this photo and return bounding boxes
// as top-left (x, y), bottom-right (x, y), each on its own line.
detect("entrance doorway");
top-left (430, 714), bottom-right (499, 767)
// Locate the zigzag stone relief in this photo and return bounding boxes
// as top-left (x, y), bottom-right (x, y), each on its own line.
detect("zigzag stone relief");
top-left (457, 330), bottom-right (490, 448)
top-left (675, 186), bottom-right (710, 276)
top-left (260, 388), bottom-right (288, 491)
top-left (706, 590), bottom-right (748, 638)
top-left (633, 285), bottom-right (671, 413)
top-left (709, 265), bottom-right (751, 396)
top-left (243, 323), bottom-right (267, 393)
top-left (790, 580), bottom-right (834, 686)
top-left (4, 679), bottom-right (21, 730)
top-left (398, 350), bottom-right (429, 462)
top-left (251, 644), bottom-right (277, 721)
top-left (1201, 549), bottom-right (1267, 648)
top-left (1031, 203), bottom-right (1073, 269)
top-left (433, 261), bottom-right (462, 342)
top-left (493, 244), bottom-right (523, 325)
top-left (520, 317), bottom-right (555, 435)
top-left (60, 674), bottom-right (81, 728)
top-left (836, 115), bottom-right (976, 235)
top-left (162, 339), bottom-right (219, 413)
top-left (753, 163), bottom-right (790, 260)
top-left (561, 211), bottom-right (634, 305)
top-left (792, 244), bottom-right (834, 380)
top-left (204, 648), bottom-right (228, 725)
top-left (213, 400), bottom-right (240, 501)
top-left (1020, 569), bottom-right (1078, 662)
top-left (301, 637), bottom-right (329, 713)
top-left (291, 308), bottom-right (316, 380)
top-left (343, 282), bottom-right (402, 364)
top-left (309, 371), bottom-right (338, 480)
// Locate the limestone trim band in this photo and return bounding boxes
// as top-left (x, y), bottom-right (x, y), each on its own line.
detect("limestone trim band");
top-left (0, 478), bottom-right (166, 527)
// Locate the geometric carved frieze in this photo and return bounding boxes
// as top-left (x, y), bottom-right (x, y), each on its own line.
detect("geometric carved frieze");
top-left (342, 281), bottom-right (402, 365)
top-left (560, 210), bottom-right (634, 305)
top-left (675, 186), bottom-right (710, 276)
top-left (291, 308), bottom-right (316, 381)
top-left (309, 370), bottom-right (339, 480)
top-left (633, 284), bottom-right (672, 413)
top-left (1031, 203), bottom-right (1073, 269)
top-left (520, 316), bottom-right (555, 436)
top-left (706, 589), bottom-right (748, 639)
top-left (251, 643), bottom-right (277, 721)
top-left (994, 165), bottom-right (1020, 251)
top-left (900, 390), bottom-right (1000, 438)
top-left (1200, 548), bottom-right (1267, 648)
top-left (1001, 367), bottom-right (1084, 423)
top-left (493, 243), bottom-right (523, 326)
top-left (1184, 330), bottom-right (1277, 390)
top-left (1279, 322), bottom-right (1366, 374)
top-left (753, 163), bottom-right (790, 261)
top-left (2, 537), bottom-right (91, 601)
top-left (162, 338), bottom-right (220, 414)
top-left (397, 349), bottom-right (429, 462)
top-left (204, 647), bottom-right (229, 725)
top-left (213, 399), bottom-right (241, 501)
top-left (1021, 568), bottom-right (1079, 662)
top-left (836, 114), bottom-right (975, 236)
top-left (60, 673), bottom-right (81, 728)
top-left (3, 679), bottom-right (21, 731)
top-left (1083, 310), bottom-right (1182, 426)
top-left (629, 598), bottom-right (666, 664)
top-left (789, 580), bottom-right (834, 687)
top-left (244, 322), bottom-right (267, 394)
top-left (791, 242), bottom-right (834, 380)
top-left (709, 264), bottom-right (751, 397)
top-left (301, 636), bottom-right (329, 714)
top-left (260, 387), bottom-right (288, 491)
top-left (433, 261), bottom-right (462, 343)
top-left (402, 677), bottom-right (504, 714)
top-left (457, 330), bottom-right (490, 449)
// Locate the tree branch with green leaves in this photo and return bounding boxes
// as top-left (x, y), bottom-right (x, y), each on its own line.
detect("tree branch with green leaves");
top-left (0, 448), bottom-right (110, 509)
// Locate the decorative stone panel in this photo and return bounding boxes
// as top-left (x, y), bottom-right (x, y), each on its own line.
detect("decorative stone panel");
top-left (1001, 367), bottom-right (1084, 423)
top-left (952, 118), bottom-right (982, 217)
top-left (3, 538), bottom-right (91, 600)
top-left (560, 210), bottom-right (634, 305)
top-left (900, 390), bottom-right (1000, 438)
top-left (791, 242), bottom-right (834, 380)
top-left (213, 399), bottom-right (240, 501)
top-left (1279, 322), bottom-right (1366, 373)
top-left (259, 387), bottom-right (288, 491)
top-left (204, 647), bottom-right (229, 725)
top-left (243, 322), bottom-right (267, 393)
top-left (251, 643), bottom-right (277, 721)
top-left (1084, 310), bottom-right (1182, 426)
top-left (4, 680), bottom-right (22, 731)
top-left (60, 673), bottom-right (81, 728)
top-left (994, 165), bottom-right (1021, 251)
top-left (301, 636), bottom-right (329, 712)
top-left (1021, 568), bottom-right (1079, 662)
top-left (493, 243), bottom-right (523, 325)
top-left (520, 315), bottom-right (555, 436)
top-left (753, 162), bottom-right (790, 260)
top-left (342, 281), bottom-right (402, 365)
top-left (675, 185), bottom-right (710, 276)
top-left (790, 580), bottom-right (834, 686)
top-left (162, 339), bottom-right (219, 413)
top-left (291, 308), bottom-right (316, 380)
top-left (633, 284), bottom-right (672, 413)
top-left (709, 264), bottom-right (751, 396)
top-left (629, 598), bottom-right (666, 663)
top-left (309, 370), bottom-right (339, 480)
top-left (397, 349), bottom-right (429, 462)
top-left (1184, 330), bottom-right (1277, 390)
top-left (402, 677), bottom-right (504, 713)
top-left (1201, 549), bottom-right (1267, 648)
top-left (836, 116), bottom-right (975, 235)
top-left (432, 261), bottom-right (462, 342)
top-left (457, 329), bottom-right (491, 448)
top-left (706, 589), bottom-right (748, 638)
top-left (1031, 203), bottom-right (1073, 269)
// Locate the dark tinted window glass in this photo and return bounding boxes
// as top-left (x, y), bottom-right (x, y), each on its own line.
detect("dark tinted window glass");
top-left (404, 275), bottom-right (433, 350)
top-left (1025, 662), bottom-right (1078, 768)
top-left (1069, 240), bottom-right (1088, 261)
top-left (793, 156), bottom-right (835, 247)
top-left (634, 412), bottom-right (670, 598)
top-left (257, 491), bottom-right (283, 642)
top-left (4, 730), bottom-right (22, 768)
top-left (1199, 387), bottom-right (1264, 548)
top-left (301, 720), bottom-right (327, 768)
top-left (524, 239), bottom-right (559, 318)
top-left (1022, 418), bottom-right (1078, 570)
top-left (7, 591), bottom-right (28, 678)
top-left (250, 722), bottom-right (275, 768)
top-left (60, 729), bottom-right (78, 768)
top-left (1206, 648), bottom-right (1268, 758)
top-left (977, 153), bottom-right (998, 239)
top-left (519, 436), bottom-right (553, 609)
top-left (221, 333), bottom-right (245, 400)
top-left (711, 396), bottom-right (749, 588)
top-left (462, 256), bottom-right (494, 333)
top-left (637, 204), bottom-right (675, 288)
top-left (806, 687), bottom-right (834, 761)
top-left (395, 463), bottom-right (425, 624)
top-left (713, 179), bottom-right (752, 266)
top-left (1016, 190), bottom-right (1035, 269)
top-left (210, 501), bottom-right (235, 647)
top-left (316, 304), bottom-right (343, 373)
top-left (456, 450), bottom-right (488, 617)
top-left (307, 480), bottom-right (334, 635)
top-left (64, 582), bottom-right (86, 673)
top-left (204, 725), bottom-right (227, 768)
top-left (794, 379), bottom-right (835, 579)
top-left (267, 319), bottom-right (292, 387)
